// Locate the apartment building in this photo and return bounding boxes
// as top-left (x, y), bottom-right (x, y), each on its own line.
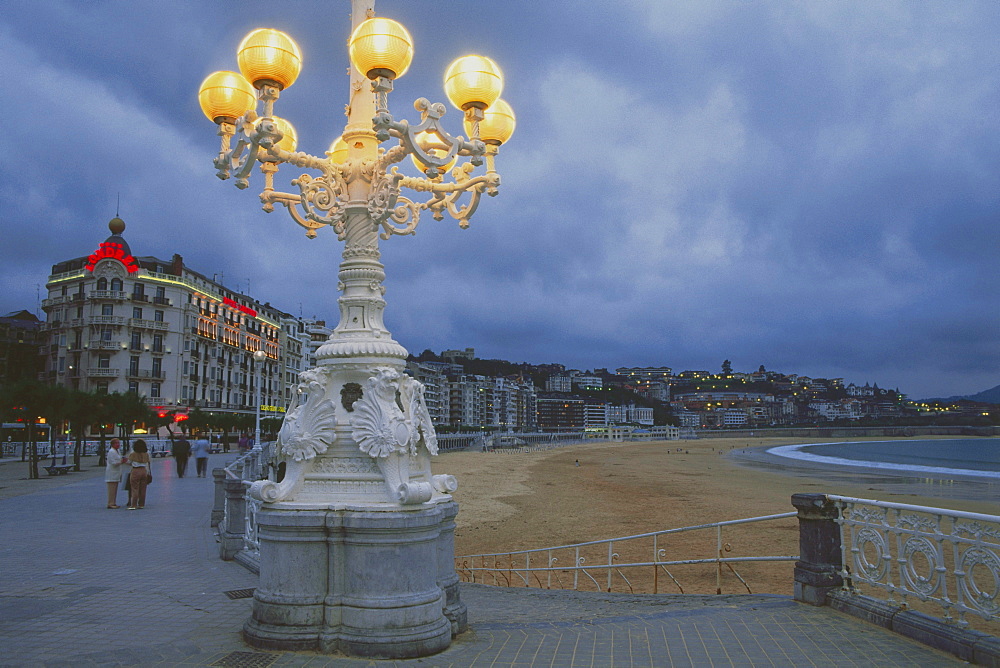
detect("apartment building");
top-left (39, 217), bottom-right (308, 423)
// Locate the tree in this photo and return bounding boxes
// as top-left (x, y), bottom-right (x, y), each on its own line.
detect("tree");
top-left (214, 412), bottom-right (240, 451)
top-left (186, 408), bottom-right (211, 437)
top-left (64, 389), bottom-right (95, 471)
top-left (111, 391), bottom-right (153, 449)
top-left (721, 360), bottom-right (733, 376)
top-left (0, 380), bottom-right (51, 479)
top-left (91, 392), bottom-right (117, 466)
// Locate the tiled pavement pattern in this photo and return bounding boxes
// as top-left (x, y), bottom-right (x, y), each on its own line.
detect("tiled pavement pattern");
top-left (0, 456), bottom-right (965, 667)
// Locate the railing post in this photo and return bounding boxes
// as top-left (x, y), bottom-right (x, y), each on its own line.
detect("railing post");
top-left (219, 476), bottom-right (248, 560)
top-left (792, 493), bottom-right (843, 605)
top-left (211, 467), bottom-right (227, 527)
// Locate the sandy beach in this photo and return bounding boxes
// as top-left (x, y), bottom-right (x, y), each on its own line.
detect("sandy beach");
top-left (441, 436), bottom-right (1000, 597)
top-left (3, 436), bottom-right (995, 599)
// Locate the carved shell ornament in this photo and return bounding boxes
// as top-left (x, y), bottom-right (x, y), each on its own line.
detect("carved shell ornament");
top-left (399, 375), bottom-right (438, 455)
top-left (278, 367), bottom-right (337, 462)
top-left (350, 367), bottom-right (412, 458)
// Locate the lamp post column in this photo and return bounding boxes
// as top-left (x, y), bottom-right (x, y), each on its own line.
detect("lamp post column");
top-left (253, 350), bottom-right (265, 448)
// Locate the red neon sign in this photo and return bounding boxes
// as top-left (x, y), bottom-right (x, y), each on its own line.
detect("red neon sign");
top-left (84, 241), bottom-right (139, 274)
top-left (223, 297), bottom-right (257, 318)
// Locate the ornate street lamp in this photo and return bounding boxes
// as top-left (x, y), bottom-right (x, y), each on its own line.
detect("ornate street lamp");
top-left (253, 349), bottom-right (265, 449)
top-left (198, 0), bottom-right (513, 659)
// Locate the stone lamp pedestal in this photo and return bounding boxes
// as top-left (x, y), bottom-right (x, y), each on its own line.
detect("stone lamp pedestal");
top-left (241, 221), bottom-right (465, 658)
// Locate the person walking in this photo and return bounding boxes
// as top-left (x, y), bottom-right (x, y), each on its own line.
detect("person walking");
top-left (104, 438), bottom-right (125, 509)
top-left (126, 439), bottom-right (152, 510)
top-left (172, 436), bottom-right (191, 478)
top-left (192, 435), bottom-right (211, 478)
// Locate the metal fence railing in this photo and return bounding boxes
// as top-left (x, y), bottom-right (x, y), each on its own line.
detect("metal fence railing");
top-left (829, 495), bottom-right (1000, 629)
top-left (456, 512), bottom-right (799, 595)
top-left (1, 438), bottom-right (177, 460)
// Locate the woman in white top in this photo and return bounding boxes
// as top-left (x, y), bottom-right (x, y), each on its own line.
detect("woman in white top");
top-left (104, 438), bottom-right (125, 509)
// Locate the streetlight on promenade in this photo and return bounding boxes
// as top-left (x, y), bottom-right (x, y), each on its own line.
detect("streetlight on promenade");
top-left (198, 0), bottom-right (514, 658)
top-left (253, 349), bottom-right (265, 450)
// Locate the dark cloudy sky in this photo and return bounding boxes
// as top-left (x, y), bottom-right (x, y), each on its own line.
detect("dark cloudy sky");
top-left (1, 1), bottom-right (998, 400)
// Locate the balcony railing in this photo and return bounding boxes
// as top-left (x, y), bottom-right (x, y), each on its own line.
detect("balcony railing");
top-left (128, 318), bottom-right (168, 331)
top-left (41, 296), bottom-right (69, 308)
top-left (88, 315), bottom-right (126, 326)
top-left (87, 340), bottom-right (124, 351)
top-left (152, 295), bottom-right (171, 305)
top-left (131, 293), bottom-right (149, 302)
top-left (127, 369), bottom-right (164, 380)
top-left (87, 368), bottom-right (119, 377)
top-left (91, 290), bottom-right (128, 301)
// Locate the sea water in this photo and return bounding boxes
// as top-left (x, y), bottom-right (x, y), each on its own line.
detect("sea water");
top-left (767, 438), bottom-right (1000, 479)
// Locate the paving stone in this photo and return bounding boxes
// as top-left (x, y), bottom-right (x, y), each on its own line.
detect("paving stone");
top-left (0, 455), bottom-right (975, 667)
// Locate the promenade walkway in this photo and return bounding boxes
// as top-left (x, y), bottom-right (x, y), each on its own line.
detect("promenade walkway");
top-left (0, 455), bottom-right (965, 667)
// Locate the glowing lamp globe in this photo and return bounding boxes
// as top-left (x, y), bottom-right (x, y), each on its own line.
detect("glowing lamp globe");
top-left (255, 116), bottom-right (298, 153)
top-left (465, 98), bottom-right (516, 145)
top-left (444, 55), bottom-right (503, 111)
top-left (327, 136), bottom-right (349, 164)
top-left (198, 71), bottom-right (256, 123)
top-left (348, 18), bottom-right (414, 80)
top-left (237, 28), bottom-right (303, 90)
top-left (409, 130), bottom-right (457, 173)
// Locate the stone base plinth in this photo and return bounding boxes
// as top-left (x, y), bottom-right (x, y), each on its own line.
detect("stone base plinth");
top-left (243, 500), bottom-right (464, 659)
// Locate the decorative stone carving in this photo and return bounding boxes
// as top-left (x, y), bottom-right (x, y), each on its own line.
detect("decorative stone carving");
top-left (250, 367), bottom-right (335, 503)
top-left (349, 367), bottom-right (456, 504)
top-left (340, 382), bottom-right (363, 412)
top-left (279, 367), bottom-right (337, 462)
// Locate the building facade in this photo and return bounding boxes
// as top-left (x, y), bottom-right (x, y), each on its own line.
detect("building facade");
top-left (0, 310), bottom-right (43, 384)
top-left (40, 218), bottom-right (309, 422)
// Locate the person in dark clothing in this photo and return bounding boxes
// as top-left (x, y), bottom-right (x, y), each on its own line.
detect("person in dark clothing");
top-left (172, 437), bottom-right (191, 478)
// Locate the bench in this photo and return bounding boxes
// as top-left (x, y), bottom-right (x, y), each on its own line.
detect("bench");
top-left (44, 464), bottom-right (74, 476)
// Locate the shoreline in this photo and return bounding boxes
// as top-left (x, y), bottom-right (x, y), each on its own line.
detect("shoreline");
top-left (727, 438), bottom-right (1000, 506)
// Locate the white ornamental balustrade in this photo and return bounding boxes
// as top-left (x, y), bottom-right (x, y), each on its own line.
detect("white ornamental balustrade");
top-left (830, 495), bottom-right (1000, 628)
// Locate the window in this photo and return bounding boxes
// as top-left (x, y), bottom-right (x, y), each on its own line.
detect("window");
top-left (132, 283), bottom-right (145, 298)
top-left (96, 382), bottom-right (109, 394)
top-left (128, 381), bottom-right (139, 394)
top-left (111, 278), bottom-right (122, 291)
top-left (155, 286), bottom-right (165, 298)
top-left (101, 327), bottom-right (112, 342)
top-left (61, 285), bottom-right (68, 296)
top-left (182, 386), bottom-right (189, 400)
top-left (129, 356), bottom-right (139, 376)
top-left (58, 357), bottom-right (65, 372)
top-left (131, 331), bottom-right (142, 351)
top-left (152, 334), bottom-right (163, 353)
top-left (76, 306), bottom-right (83, 318)
top-left (96, 277), bottom-right (108, 290)
top-left (154, 310), bottom-right (164, 322)
top-left (152, 358), bottom-right (162, 378)
top-left (133, 307), bottom-right (142, 319)
top-left (98, 354), bottom-right (110, 369)
top-left (102, 304), bottom-right (114, 316)
top-left (150, 382), bottom-right (161, 398)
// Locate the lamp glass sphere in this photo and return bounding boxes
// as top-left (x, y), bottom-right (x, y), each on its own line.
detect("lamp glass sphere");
top-left (465, 98), bottom-right (516, 145)
top-left (328, 136), bottom-right (349, 164)
top-left (238, 28), bottom-right (303, 90)
top-left (198, 71), bottom-right (256, 123)
top-left (409, 130), bottom-right (457, 173)
top-left (444, 55), bottom-right (503, 110)
top-left (255, 116), bottom-right (298, 153)
top-left (349, 17), bottom-right (414, 80)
